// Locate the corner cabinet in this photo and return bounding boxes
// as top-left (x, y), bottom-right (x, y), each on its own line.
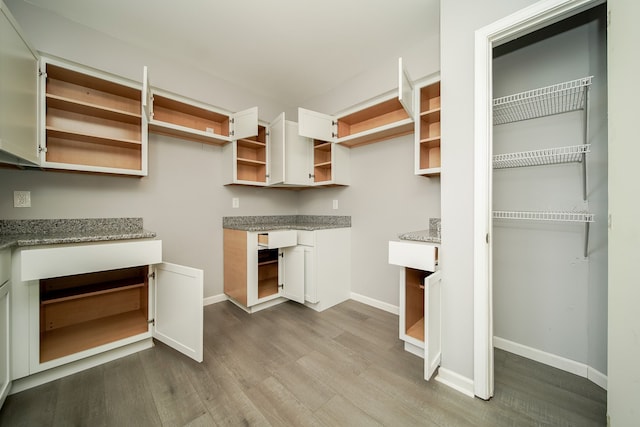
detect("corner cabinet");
top-left (224, 229), bottom-right (304, 312)
top-left (0, 1), bottom-right (39, 167)
top-left (298, 59), bottom-right (415, 148)
top-left (10, 240), bottom-right (203, 391)
top-left (39, 56), bottom-right (148, 176)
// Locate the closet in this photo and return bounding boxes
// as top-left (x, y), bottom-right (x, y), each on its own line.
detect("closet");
top-left (491, 5), bottom-right (607, 387)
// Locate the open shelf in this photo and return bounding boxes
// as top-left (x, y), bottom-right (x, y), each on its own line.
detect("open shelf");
top-left (313, 140), bottom-right (333, 183)
top-left (405, 268), bottom-right (425, 343)
top-left (416, 81), bottom-right (441, 176)
top-left (493, 144), bottom-right (590, 169)
top-left (493, 76), bottom-right (593, 125)
top-left (39, 266), bottom-right (149, 363)
top-left (43, 61), bottom-right (144, 174)
top-left (235, 125), bottom-right (267, 183)
top-left (493, 210), bottom-right (594, 222)
top-left (337, 97), bottom-right (411, 148)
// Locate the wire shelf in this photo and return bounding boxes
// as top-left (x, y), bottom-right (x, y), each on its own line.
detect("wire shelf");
top-left (493, 210), bottom-right (594, 223)
top-left (493, 76), bottom-right (593, 125)
top-left (493, 144), bottom-right (590, 169)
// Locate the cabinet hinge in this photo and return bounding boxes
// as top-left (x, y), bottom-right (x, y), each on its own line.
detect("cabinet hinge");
top-left (486, 233), bottom-right (489, 244)
top-left (230, 118), bottom-right (235, 124)
top-left (38, 145), bottom-right (47, 154)
top-left (331, 132), bottom-right (338, 138)
top-left (265, 174), bottom-right (269, 178)
top-left (230, 130), bottom-right (235, 136)
top-left (148, 319), bottom-right (155, 325)
top-left (308, 173), bottom-right (315, 179)
top-left (39, 69), bottom-right (46, 77)
top-left (331, 120), bottom-right (337, 126)
top-left (149, 271), bottom-right (156, 279)
top-left (278, 283), bottom-right (284, 290)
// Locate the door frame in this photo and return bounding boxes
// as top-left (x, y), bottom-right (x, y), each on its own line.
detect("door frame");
top-left (472, 0), bottom-right (603, 400)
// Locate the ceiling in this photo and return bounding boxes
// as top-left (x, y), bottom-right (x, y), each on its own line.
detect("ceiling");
top-left (18, 0), bottom-right (439, 107)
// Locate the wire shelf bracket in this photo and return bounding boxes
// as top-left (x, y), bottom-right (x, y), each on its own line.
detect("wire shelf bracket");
top-left (493, 210), bottom-right (594, 257)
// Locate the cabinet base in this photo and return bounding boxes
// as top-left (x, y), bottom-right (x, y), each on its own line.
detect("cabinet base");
top-left (227, 296), bottom-right (288, 313)
top-left (10, 338), bottom-right (153, 395)
top-left (403, 340), bottom-right (425, 359)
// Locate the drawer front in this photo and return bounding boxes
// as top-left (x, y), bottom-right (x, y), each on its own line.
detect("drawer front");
top-left (257, 230), bottom-right (297, 249)
top-left (297, 230), bottom-right (315, 247)
top-left (388, 240), bottom-right (438, 272)
top-left (0, 248), bottom-right (10, 285)
top-left (19, 239), bottom-right (162, 281)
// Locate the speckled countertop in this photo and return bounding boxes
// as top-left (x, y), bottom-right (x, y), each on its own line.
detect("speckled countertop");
top-left (223, 215), bottom-right (351, 231)
top-left (0, 218), bottom-right (156, 250)
top-left (397, 218), bottom-right (441, 244)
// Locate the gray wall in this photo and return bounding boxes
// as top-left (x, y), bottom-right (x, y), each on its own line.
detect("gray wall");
top-left (492, 13), bottom-right (607, 374)
top-left (0, 0), bottom-right (441, 310)
top-left (440, 0), bottom-right (539, 383)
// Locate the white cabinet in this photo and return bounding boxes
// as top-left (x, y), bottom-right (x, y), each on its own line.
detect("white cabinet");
top-left (389, 240), bottom-right (441, 381)
top-left (39, 56), bottom-right (148, 176)
top-left (297, 228), bottom-right (351, 312)
top-left (10, 240), bottom-right (203, 387)
top-left (0, 1), bottom-right (39, 166)
top-left (268, 115), bottom-right (313, 187)
top-left (298, 58), bottom-right (414, 148)
top-left (145, 68), bottom-right (258, 145)
top-left (414, 77), bottom-right (441, 176)
top-left (0, 249), bottom-right (11, 407)
top-left (223, 229), bottom-right (304, 312)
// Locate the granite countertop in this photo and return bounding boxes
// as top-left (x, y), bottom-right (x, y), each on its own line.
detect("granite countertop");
top-left (0, 218), bottom-right (156, 250)
top-left (397, 229), bottom-right (441, 244)
top-left (223, 215), bottom-right (351, 232)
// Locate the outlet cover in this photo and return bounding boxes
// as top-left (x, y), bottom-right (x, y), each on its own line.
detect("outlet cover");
top-left (14, 191), bottom-right (31, 208)
top-left (232, 197), bottom-right (239, 208)
top-left (332, 199), bottom-right (338, 210)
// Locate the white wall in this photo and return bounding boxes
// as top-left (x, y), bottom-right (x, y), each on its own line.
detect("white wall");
top-left (607, 0), bottom-right (640, 424)
top-left (439, 0), bottom-right (539, 384)
top-left (492, 11), bottom-right (607, 375)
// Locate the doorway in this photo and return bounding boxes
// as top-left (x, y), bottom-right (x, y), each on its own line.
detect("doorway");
top-left (473, 0), bottom-right (606, 400)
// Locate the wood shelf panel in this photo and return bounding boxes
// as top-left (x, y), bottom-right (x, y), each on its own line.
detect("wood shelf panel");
top-left (339, 121), bottom-right (413, 148)
top-left (313, 141), bottom-right (332, 151)
top-left (337, 98), bottom-right (409, 138)
top-left (42, 282), bottom-right (144, 305)
top-left (148, 123), bottom-right (228, 146)
top-left (406, 318), bottom-right (425, 342)
top-left (45, 134), bottom-right (142, 171)
top-left (40, 310), bottom-right (148, 363)
top-left (46, 108), bottom-right (142, 147)
top-left (152, 94), bottom-right (229, 129)
top-left (237, 157), bottom-right (266, 166)
top-left (257, 278), bottom-right (279, 299)
top-left (46, 64), bottom-right (140, 101)
top-left (46, 94), bottom-right (141, 125)
top-left (314, 161), bottom-right (332, 168)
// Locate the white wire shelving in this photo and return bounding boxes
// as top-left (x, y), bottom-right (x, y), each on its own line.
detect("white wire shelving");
top-left (493, 76), bottom-right (593, 125)
top-left (492, 76), bottom-right (594, 257)
top-left (493, 144), bottom-right (590, 169)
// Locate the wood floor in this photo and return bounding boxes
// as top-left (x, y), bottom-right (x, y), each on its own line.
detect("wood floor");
top-left (0, 300), bottom-right (607, 426)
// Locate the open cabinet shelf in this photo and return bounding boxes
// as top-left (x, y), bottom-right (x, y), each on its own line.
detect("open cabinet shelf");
top-left (235, 125), bottom-right (267, 183)
top-left (42, 60), bottom-right (145, 175)
top-left (416, 81), bottom-right (441, 176)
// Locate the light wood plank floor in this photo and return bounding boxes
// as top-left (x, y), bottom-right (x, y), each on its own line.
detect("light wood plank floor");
top-left (0, 300), bottom-right (606, 426)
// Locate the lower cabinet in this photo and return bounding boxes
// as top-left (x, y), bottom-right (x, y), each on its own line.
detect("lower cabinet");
top-left (389, 240), bottom-right (441, 381)
top-left (0, 249), bottom-right (11, 408)
top-left (223, 227), bottom-right (351, 313)
top-left (298, 228), bottom-right (351, 312)
top-left (10, 240), bottom-right (203, 391)
top-left (224, 229), bottom-right (304, 312)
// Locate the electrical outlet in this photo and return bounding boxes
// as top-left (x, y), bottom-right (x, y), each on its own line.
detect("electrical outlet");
top-left (332, 199), bottom-right (338, 210)
top-left (232, 197), bottom-right (239, 208)
top-left (14, 191), bottom-right (31, 208)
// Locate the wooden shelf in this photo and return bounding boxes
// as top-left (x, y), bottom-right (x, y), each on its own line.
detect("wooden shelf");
top-left (337, 98), bottom-right (409, 140)
top-left (406, 318), bottom-right (425, 342)
top-left (238, 138), bottom-right (266, 148)
top-left (41, 282), bottom-right (144, 305)
top-left (40, 310), bottom-right (148, 363)
top-left (46, 94), bottom-right (142, 125)
top-left (416, 81), bottom-right (441, 176)
top-left (314, 161), bottom-right (332, 168)
top-left (313, 141), bottom-right (332, 151)
top-left (237, 157), bottom-right (266, 167)
top-left (43, 60), bottom-right (144, 174)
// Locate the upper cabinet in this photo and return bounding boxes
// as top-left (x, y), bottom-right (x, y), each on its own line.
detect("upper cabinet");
top-left (298, 58), bottom-right (415, 148)
top-left (39, 56), bottom-right (148, 176)
top-left (414, 78), bottom-right (441, 176)
top-left (145, 69), bottom-right (258, 145)
top-left (0, 1), bottom-right (39, 166)
top-left (223, 121), bottom-right (269, 186)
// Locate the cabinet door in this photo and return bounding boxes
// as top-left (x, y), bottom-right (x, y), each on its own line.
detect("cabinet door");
top-left (303, 246), bottom-right (318, 303)
top-left (0, 5), bottom-right (39, 165)
top-left (153, 262), bottom-right (203, 363)
top-left (281, 246), bottom-right (304, 304)
top-left (268, 112), bottom-right (285, 185)
top-left (142, 66), bottom-right (151, 121)
top-left (424, 270), bottom-right (441, 381)
top-left (231, 106), bottom-right (258, 140)
top-left (0, 281), bottom-right (9, 408)
top-left (398, 57), bottom-right (415, 119)
top-left (298, 108), bottom-right (336, 142)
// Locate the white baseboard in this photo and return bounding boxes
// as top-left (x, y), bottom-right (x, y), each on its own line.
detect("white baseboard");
top-left (350, 292), bottom-right (398, 315)
top-left (203, 293), bottom-right (228, 306)
top-left (494, 336), bottom-right (607, 390)
top-left (435, 367), bottom-right (475, 398)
